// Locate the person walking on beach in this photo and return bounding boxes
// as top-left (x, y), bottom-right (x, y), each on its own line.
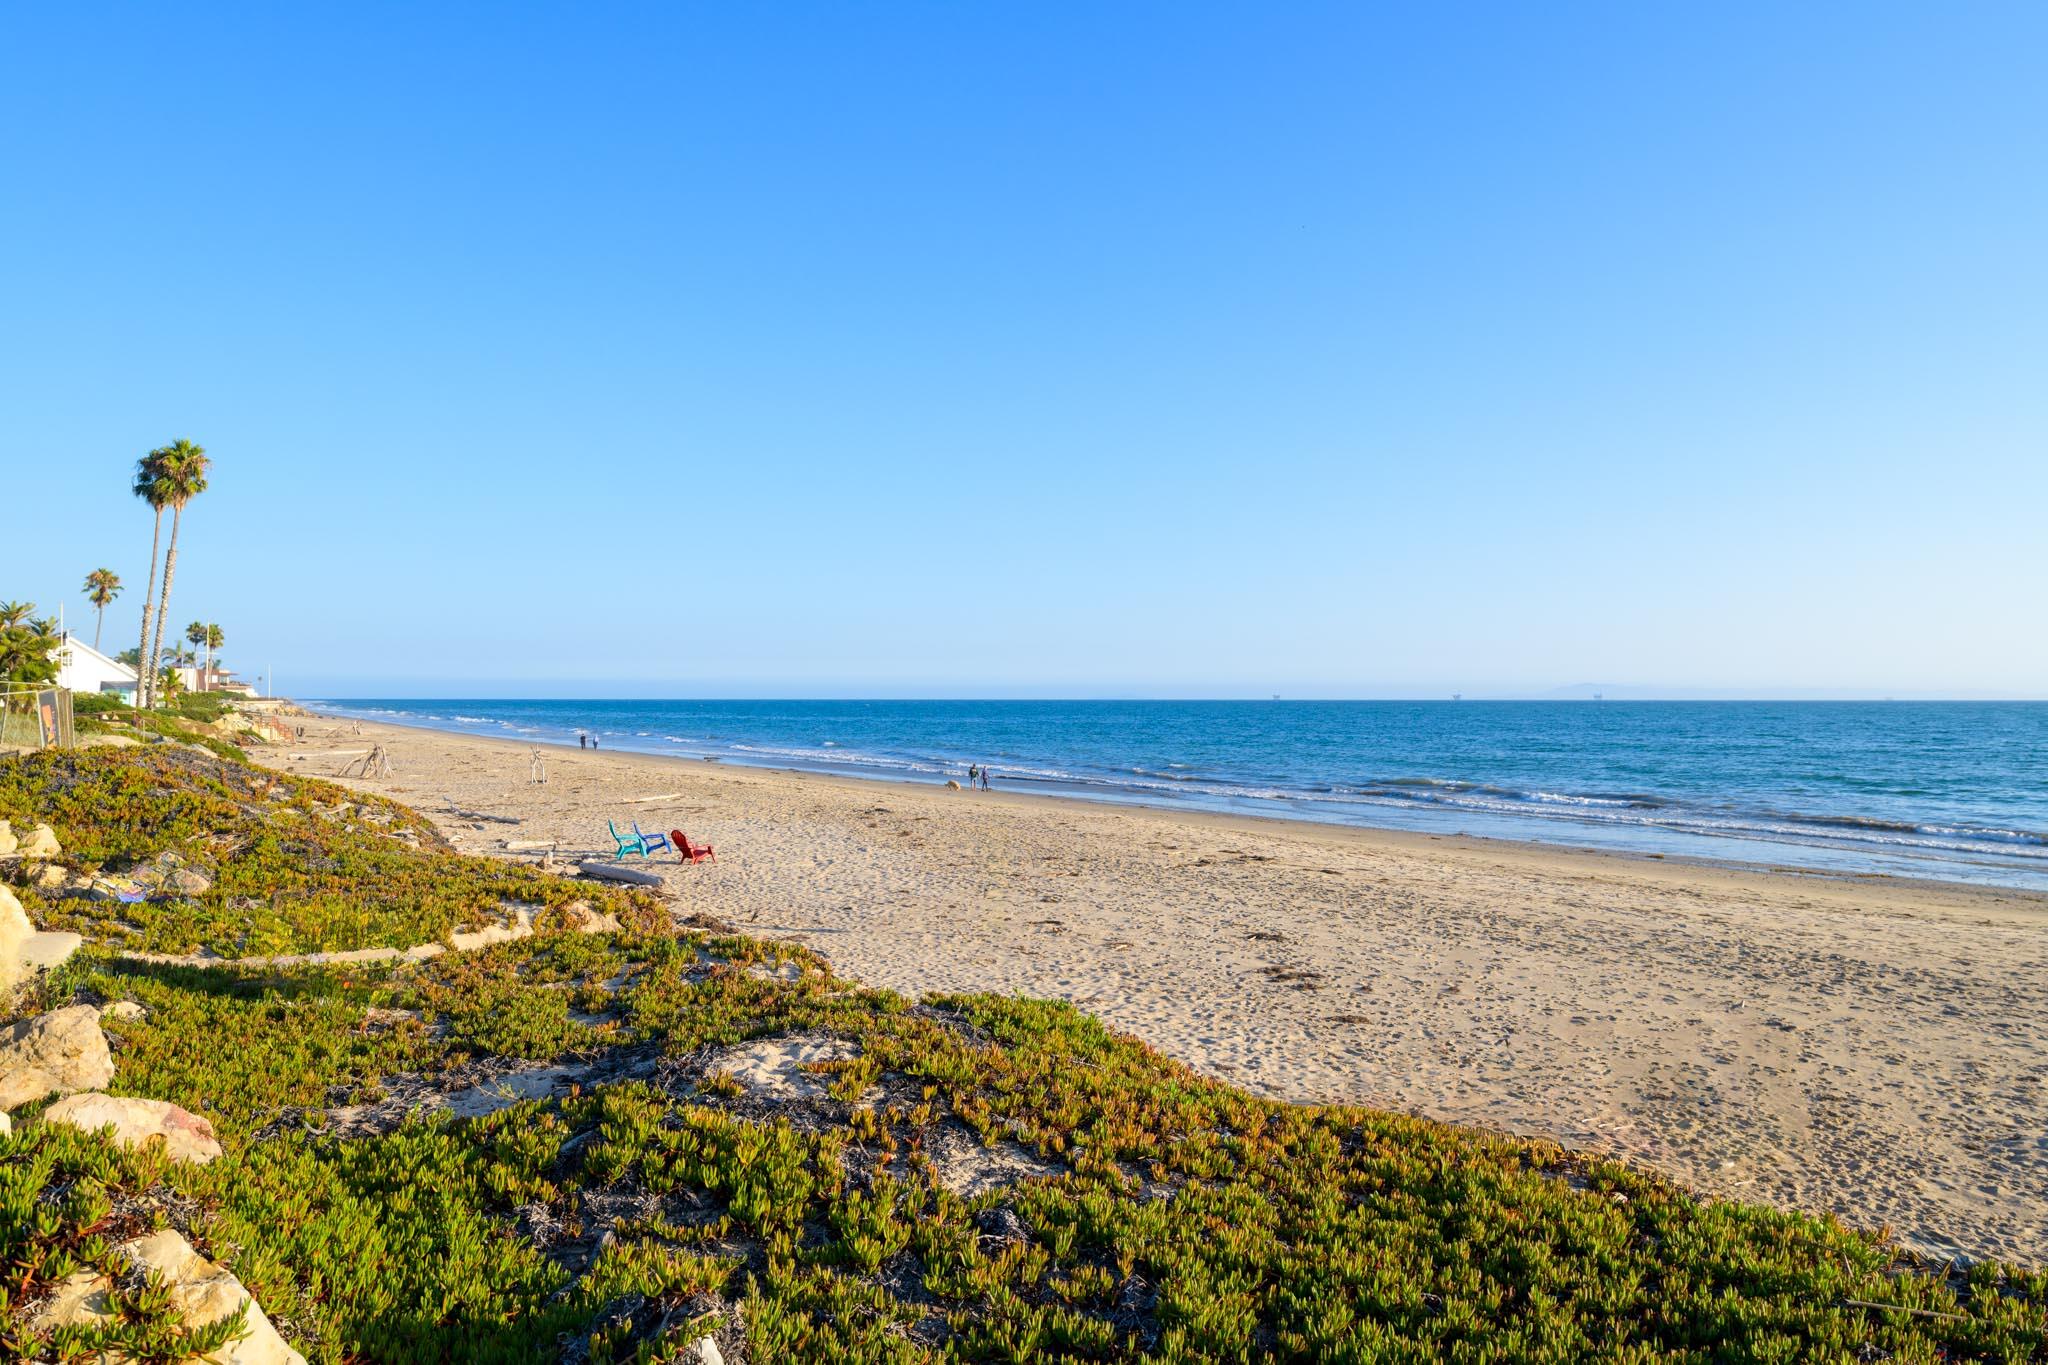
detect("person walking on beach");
top-left (980, 765), bottom-right (993, 791)
top-left (966, 764), bottom-right (978, 788)
top-left (579, 733), bottom-right (587, 750)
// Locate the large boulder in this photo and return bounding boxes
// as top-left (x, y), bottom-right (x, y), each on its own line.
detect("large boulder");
top-left (16, 822), bottom-right (62, 859)
top-left (0, 1004), bottom-right (113, 1109)
top-left (42, 1093), bottom-right (224, 1164)
top-left (0, 819), bottom-right (15, 856)
top-left (32, 1227), bottom-right (307, 1364)
top-left (0, 885), bottom-right (84, 1002)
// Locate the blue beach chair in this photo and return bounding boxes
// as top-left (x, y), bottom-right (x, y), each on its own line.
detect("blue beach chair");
top-left (635, 823), bottom-right (673, 856)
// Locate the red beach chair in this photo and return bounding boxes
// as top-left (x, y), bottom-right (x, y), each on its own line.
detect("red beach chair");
top-left (671, 830), bottom-right (717, 864)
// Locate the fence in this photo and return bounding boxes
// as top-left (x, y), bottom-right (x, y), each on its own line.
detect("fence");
top-left (0, 686), bottom-right (73, 750)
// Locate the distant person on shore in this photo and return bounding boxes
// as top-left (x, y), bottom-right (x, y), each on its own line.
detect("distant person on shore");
top-left (980, 765), bottom-right (993, 791)
top-left (579, 733), bottom-right (587, 749)
top-left (966, 764), bottom-right (978, 788)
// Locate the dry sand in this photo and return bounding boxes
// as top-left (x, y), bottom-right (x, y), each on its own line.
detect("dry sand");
top-left (262, 716), bottom-right (2048, 1265)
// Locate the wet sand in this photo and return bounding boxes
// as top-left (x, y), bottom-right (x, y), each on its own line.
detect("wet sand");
top-left (263, 714), bottom-right (2048, 1264)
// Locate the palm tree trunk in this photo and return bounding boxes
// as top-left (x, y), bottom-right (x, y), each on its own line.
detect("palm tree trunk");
top-left (93, 605), bottom-right (104, 651)
top-left (137, 508), bottom-right (164, 710)
top-left (148, 506), bottom-right (183, 706)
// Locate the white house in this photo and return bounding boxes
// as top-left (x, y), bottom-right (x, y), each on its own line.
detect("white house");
top-left (53, 633), bottom-right (139, 701)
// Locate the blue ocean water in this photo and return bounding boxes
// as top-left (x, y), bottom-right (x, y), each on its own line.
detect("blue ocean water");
top-left (308, 699), bottom-right (2048, 889)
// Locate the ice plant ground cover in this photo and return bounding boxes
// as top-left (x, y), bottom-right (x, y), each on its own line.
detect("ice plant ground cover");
top-left (1, 749), bottom-right (2043, 1362)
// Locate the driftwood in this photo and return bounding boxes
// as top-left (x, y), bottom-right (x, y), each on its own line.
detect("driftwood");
top-left (624, 793), bottom-right (684, 804)
top-left (503, 839), bottom-right (559, 852)
top-left (339, 745), bottom-right (391, 778)
top-left (577, 860), bottom-right (664, 887)
top-left (444, 805), bottom-right (520, 826)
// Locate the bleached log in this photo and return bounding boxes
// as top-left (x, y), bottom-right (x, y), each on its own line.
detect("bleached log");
top-left (577, 861), bottom-right (664, 887)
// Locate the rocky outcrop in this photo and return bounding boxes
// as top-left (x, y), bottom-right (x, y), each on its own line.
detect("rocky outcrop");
top-left (32, 1227), bottom-right (306, 1364)
top-left (0, 1004), bottom-right (114, 1109)
top-left (15, 822), bottom-right (62, 859)
top-left (42, 1093), bottom-right (224, 1164)
top-left (0, 819), bottom-right (15, 856)
top-left (1, 884), bottom-right (83, 999)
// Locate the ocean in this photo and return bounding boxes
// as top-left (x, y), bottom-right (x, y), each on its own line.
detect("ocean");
top-left (307, 698), bottom-right (2048, 890)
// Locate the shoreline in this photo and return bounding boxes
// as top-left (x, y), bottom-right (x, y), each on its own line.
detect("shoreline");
top-left (269, 711), bottom-right (2048, 1263)
top-left (308, 702), bottom-right (2048, 898)
top-left (309, 704), bottom-right (2048, 917)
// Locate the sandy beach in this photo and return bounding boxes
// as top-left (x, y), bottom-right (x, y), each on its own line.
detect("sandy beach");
top-left (265, 714), bottom-right (2048, 1265)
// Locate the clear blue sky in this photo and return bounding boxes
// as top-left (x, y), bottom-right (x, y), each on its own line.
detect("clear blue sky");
top-left (4, 3), bottom-right (2042, 698)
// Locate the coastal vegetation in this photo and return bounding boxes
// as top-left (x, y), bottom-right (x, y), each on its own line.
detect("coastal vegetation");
top-left (81, 571), bottom-right (121, 652)
top-left (0, 604), bottom-right (59, 688)
top-left (3, 746), bottom-right (2044, 1362)
top-left (131, 441), bottom-right (209, 710)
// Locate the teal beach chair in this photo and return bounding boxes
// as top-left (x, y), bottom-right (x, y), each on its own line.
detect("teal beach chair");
top-left (607, 819), bottom-right (648, 858)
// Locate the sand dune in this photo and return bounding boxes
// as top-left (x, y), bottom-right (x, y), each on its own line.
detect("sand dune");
top-left (264, 716), bottom-right (2048, 1265)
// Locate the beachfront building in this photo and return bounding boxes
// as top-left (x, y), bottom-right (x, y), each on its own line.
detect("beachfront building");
top-left (52, 632), bottom-right (138, 702)
top-left (197, 664), bottom-right (259, 696)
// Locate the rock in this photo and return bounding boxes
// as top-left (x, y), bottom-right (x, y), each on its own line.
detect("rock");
top-left (0, 1109), bottom-right (10, 1136)
top-left (0, 1066), bottom-right (61, 1110)
top-left (165, 867), bottom-right (214, 895)
top-left (78, 732), bottom-right (142, 748)
top-left (1, 884), bottom-right (82, 998)
top-left (687, 1337), bottom-right (725, 1365)
top-left (0, 819), bottom-right (13, 855)
top-left (42, 1093), bottom-right (224, 1164)
top-left (102, 1000), bottom-right (148, 1022)
top-left (32, 1227), bottom-right (307, 1365)
top-left (33, 863), bottom-right (70, 890)
top-left (16, 823), bottom-right (61, 859)
top-left (0, 1005), bottom-right (114, 1109)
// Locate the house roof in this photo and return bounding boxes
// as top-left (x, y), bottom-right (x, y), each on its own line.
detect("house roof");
top-left (57, 633), bottom-right (139, 681)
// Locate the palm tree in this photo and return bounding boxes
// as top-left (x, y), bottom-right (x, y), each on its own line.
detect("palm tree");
top-left (186, 621), bottom-right (208, 686)
top-left (83, 569), bottom-right (122, 650)
top-left (133, 451), bottom-right (176, 708)
top-left (144, 440), bottom-right (210, 707)
top-left (0, 605), bottom-right (59, 686)
top-left (206, 624), bottom-right (224, 675)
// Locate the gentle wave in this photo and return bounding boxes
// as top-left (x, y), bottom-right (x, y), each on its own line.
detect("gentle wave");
top-left (305, 699), bottom-right (2048, 888)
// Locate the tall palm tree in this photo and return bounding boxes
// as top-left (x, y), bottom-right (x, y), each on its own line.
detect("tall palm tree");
top-left (133, 451), bottom-right (176, 707)
top-left (206, 623), bottom-right (224, 680)
top-left (83, 569), bottom-right (122, 650)
top-left (186, 621), bottom-right (208, 686)
top-left (144, 440), bottom-right (210, 706)
top-left (0, 601), bottom-right (32, 630)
